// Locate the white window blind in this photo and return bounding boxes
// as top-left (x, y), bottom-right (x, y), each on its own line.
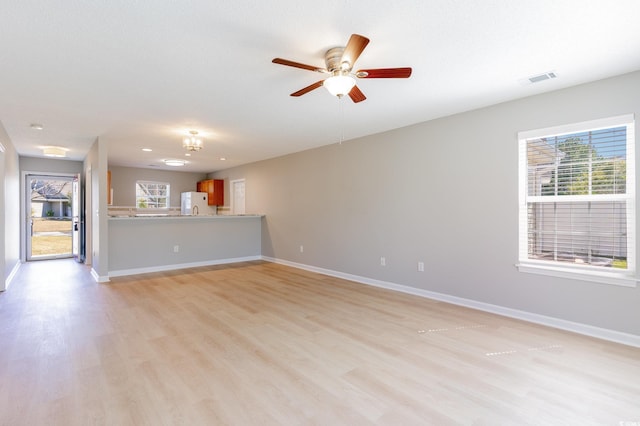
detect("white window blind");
top-left (518, 114), bottom-right (636, 285)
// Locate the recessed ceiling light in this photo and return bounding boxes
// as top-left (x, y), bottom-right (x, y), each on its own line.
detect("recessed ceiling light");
top-left (219, 157), bottom-right (226, 161)
top-left (164, 159), bottom-right (185, 167)
top-left (142, 148), bottom-right (152, 152)
top-left (30, 123), bottom-right (44, 130)
top-left (185, 153), bottom-right (191, 157)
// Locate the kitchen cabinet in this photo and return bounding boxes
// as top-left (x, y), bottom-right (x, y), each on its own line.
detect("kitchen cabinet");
top-left (197, 179), bottom-right (224, 205)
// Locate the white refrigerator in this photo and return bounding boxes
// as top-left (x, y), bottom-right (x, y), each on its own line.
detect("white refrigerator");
top-left (181, 192), bottom-right (215, 215)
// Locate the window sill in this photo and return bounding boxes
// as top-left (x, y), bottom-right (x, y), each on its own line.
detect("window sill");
top-left (516, 262), bottom-right (637, 288)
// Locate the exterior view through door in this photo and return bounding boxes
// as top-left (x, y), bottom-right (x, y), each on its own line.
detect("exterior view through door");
top-left (26, 174), bottom-right (80, 260)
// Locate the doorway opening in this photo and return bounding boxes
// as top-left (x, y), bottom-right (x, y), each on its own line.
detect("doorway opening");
top-left (26, 174), bottom-right (80, 261)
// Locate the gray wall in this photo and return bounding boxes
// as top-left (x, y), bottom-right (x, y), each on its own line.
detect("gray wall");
top-left (108, 165), bottom-right (207, 207)
top-left (0, 122), bottom-right (20, 291)
top-left (19, 156), bottom-right (83, 175)
top-left (213, 71), bottom-right (640, 337)
top-left (109, 216), bottom-right (261, 273)
top-left (83, 137), bottom-right (110, 280)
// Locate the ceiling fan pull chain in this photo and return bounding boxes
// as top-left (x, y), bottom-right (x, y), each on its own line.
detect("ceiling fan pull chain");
top-left (339, 96), bottom-right (345, 145)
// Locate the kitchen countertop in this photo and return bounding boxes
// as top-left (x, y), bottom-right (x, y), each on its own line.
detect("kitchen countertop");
top-left (108, 214), bottom-right (263, 219)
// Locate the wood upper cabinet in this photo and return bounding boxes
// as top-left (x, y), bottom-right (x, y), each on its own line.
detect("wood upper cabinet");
top-left (197, 179), bottom-right (224, 205)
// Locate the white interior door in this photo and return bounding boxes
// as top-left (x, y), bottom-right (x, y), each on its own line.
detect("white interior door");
top-left (230, 179), bottom-right (245, 215)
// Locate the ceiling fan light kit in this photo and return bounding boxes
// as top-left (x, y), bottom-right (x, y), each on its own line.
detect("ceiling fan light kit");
top-left (273, 34), bottom-right (412, 103)
top-left (323, 74), bottom-right (356, 97)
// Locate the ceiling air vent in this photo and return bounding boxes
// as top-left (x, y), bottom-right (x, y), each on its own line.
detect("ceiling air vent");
top-left (527, 71), bottom-right (557, 84)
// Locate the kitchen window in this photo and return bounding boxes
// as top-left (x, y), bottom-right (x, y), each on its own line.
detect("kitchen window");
top-left (517, 114), bottom-right (636, 287)
top-left (136, 181), bottom-right (170, 209)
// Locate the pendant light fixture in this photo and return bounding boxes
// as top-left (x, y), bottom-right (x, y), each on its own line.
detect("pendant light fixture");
top-left (183, 130), bottom-right (203, 151)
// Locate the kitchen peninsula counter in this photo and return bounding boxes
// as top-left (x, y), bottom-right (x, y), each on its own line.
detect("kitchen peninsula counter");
top-left (108, 213), bottom-right (262, 219)
top-left (108, 214), bottom-right (263, 277)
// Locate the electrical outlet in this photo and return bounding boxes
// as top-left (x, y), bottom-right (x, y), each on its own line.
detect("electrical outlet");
top-left (300, 245), bottom-right (304, 253)
top-left (173, 245), bottom-right (179, 253)
top-left (380, 256), bottom-right (386, 266)
top-left (418, 261), bottom-right (425, 272)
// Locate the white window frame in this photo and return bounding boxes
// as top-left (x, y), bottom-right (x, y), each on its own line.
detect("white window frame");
top-left (135, 180), bottom-right (170, 210)
top-left (517, 114), bottom-right (637, 287)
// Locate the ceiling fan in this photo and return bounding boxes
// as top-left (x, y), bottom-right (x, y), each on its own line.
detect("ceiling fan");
top-left (272, 34), bottom-right (412, 103)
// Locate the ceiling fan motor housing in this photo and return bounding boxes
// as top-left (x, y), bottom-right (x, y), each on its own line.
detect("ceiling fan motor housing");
top-left (325, 47), bottom-right (349, 74)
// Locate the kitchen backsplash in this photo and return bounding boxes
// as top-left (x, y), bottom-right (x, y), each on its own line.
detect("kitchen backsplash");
top-left (108, 206), bottom-right (181, 216)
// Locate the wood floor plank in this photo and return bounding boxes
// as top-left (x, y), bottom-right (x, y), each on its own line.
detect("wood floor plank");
top-left (1, 259), bottom-right (639, 425)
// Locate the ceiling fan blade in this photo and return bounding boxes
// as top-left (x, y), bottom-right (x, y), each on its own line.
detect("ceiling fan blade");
top-left (341, 34), bottom-right (370, 67)
top-left (272, 58), bottom-right (325, 72)
top-left (348, 85), bottom-right (366, 103)
top-left (356, 67), bottom-right (412, 78)
top-left (290, 80), bottom-right (324, 97)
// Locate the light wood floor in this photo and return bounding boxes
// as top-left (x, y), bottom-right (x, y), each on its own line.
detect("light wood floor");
top-left (1, 259), bottom-right (639, 425)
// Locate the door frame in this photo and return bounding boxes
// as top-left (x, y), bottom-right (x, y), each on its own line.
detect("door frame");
top-left (21, 171), bottom-right (79, 262)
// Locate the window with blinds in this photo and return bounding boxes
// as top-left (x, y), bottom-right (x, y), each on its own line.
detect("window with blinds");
top-left (518, 114), bottom-right (636, 286)
top-left (136, 181), bottom-right (170, 209)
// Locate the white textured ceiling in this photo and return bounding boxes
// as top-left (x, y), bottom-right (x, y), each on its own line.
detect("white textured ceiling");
top-left (1, 0), bottom-right (639, 173)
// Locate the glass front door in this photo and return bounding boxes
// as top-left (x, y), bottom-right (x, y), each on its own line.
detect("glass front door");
top-left (26, 174), bottom-right (77, 260)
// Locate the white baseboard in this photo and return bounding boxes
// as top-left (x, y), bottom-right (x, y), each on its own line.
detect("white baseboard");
top-left (107, 255), bottom-right (262, 279)
top-left (2, 260), bottom-right (22, 291)
top-left (91, 268), bottom-right (110, 283)
top-left (262, 256), bottom-right (640, 348)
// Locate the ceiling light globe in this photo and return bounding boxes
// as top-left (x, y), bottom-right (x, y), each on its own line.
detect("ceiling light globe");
top-left (324, 75), bottom-right (356, 97)
top-left (43, 147), bottom-right (66, 157)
